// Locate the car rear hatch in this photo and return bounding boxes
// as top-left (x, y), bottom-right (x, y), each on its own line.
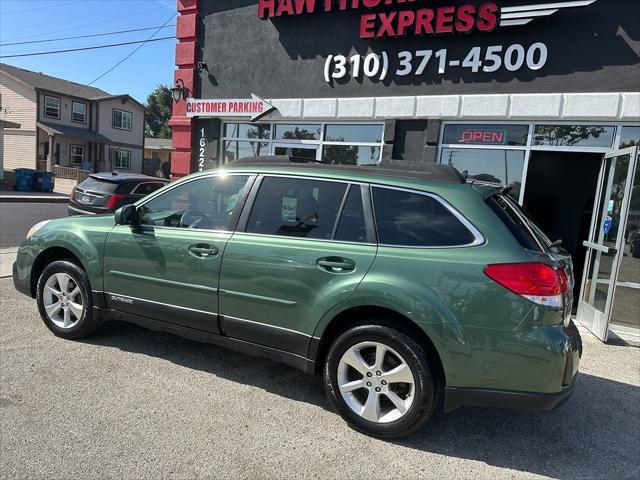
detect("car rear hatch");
top-left (71, 176), bottom-right (121, 213)
top-left (483, 186), bottom-right (574, 319)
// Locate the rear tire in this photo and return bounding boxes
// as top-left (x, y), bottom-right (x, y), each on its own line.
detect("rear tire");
top-left (36, 260), bottom-right (100, 339)
top-left (323, 323), bottom-right (437, 438)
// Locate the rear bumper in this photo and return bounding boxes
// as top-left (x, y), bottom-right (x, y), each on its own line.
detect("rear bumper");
top-left (444, 319), bottom-right (582, 412)
top-left (68, 204), bottom-right (101, 216)
top-left (443, 376), bottom-right (577, 412)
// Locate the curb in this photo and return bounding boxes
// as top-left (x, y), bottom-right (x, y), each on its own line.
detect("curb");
top-left (0, 195), bottom-right (69, 204)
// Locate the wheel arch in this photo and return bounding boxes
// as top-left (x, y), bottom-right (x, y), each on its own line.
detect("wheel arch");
top-left (311, 305), bottom-right (447, 391)
top-left (30, 246), bottom-right (88, 297)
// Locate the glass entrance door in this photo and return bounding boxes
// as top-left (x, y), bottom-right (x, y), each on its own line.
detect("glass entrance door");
top-left (273, 143), bottom-right (319, 161)
top-left (577, 146), bottom-right (639, 340)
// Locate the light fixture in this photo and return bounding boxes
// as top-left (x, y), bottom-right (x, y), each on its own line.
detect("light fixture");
top-left (170, 79), bottom-right (188, 103)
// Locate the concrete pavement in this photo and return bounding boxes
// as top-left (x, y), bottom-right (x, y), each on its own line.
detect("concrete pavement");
top-left (0, 248), bottom-right (17, 279)
top-left (1, 277), bottom-right (639, 480)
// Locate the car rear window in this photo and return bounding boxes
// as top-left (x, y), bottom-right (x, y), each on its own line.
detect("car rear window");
top-left (372, 187), bottom-right (477, 247)
top-left (77, 177), bottom-right (119, 193)
top-left (487, 194), bottom-right (550, 251)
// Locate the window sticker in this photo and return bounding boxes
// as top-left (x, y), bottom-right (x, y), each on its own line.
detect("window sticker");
top-left (282, 197), bottom-right (298, 222)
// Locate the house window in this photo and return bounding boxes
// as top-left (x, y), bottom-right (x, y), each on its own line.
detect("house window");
top-left (112, 149), bottom-right (131, 169)
top-left (44, 96), bottom-right (60, 119)
top-left (72, 101), bottom-right (87, 124)
top-left (70, 145), bottom-right (85, 165)
top-left (112, 109), bottom-right (132, 131)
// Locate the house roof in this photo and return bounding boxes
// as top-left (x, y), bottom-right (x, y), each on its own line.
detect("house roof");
top-left (37, 121), bottom-right (110, 143)
top-left (1, 63), bottom-right (109, 100)
top-left (145, 138), bottom-right (174, 150)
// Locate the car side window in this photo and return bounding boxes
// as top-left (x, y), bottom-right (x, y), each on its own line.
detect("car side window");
top-left (334, 185), bottom-right (368, 243)
top-left (246, 176), bottom-right (347, 239)
top-left (372, 187), bottom-right (476, 247)
top-left (138, 175), bottom-right (250, 230)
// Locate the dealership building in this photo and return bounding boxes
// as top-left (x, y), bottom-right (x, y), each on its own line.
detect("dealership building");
top-left (169, 0), bottom-right (639, 343)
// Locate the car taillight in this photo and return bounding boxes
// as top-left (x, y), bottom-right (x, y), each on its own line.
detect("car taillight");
top-left (484, 262), bottom-right (569, 308)
top-left (105, 194), bottom-right (127, 209)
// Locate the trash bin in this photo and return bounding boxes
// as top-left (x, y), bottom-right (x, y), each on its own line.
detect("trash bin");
top-left (14, 168), bottom-right (35, 192)
top-left (34, 171), bottom-right (56, 192)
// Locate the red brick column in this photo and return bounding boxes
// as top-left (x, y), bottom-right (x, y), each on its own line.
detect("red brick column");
top-left (169, 0), bottom-right (198, 181)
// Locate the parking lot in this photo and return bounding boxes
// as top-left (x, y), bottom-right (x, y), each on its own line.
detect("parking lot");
top-left (1, 277), bottom-right (639, 480)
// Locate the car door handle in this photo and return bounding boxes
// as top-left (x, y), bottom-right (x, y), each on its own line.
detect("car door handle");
top-left (188, 245), bottom-right (219, 258)
top-left (317, 257), bottom-right (355, 273)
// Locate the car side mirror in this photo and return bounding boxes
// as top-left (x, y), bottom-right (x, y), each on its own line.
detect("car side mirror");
top-left (114, 204), bottom-right (138, 226)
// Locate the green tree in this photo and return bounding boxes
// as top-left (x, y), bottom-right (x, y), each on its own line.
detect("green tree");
top-left (145, 85), bottom-right (172, 138)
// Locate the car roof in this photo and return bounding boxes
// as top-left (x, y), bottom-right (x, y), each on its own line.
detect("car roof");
top-left (219, 156), bottom-right (465, 185)
top-left (89, 172), bottom-right (167, 183)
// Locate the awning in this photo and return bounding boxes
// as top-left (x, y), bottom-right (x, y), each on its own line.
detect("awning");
top-left (37, 121), bottom-right (110, 143)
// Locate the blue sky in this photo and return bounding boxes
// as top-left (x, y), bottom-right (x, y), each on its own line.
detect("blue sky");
top-left (0, 0), bottom-right (177, 103)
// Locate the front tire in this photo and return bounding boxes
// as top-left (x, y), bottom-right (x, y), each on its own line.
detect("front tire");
top-left (324, 324), bottom-right (437, 438)
top-left (36, 260), bottom-right (100, 339)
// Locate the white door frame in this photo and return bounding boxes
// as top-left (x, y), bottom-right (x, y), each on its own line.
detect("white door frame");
top-left (576, 146), bottom-right (638, 341)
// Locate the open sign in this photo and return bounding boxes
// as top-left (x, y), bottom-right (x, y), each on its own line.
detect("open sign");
top-left (459, 129), bottom-right (507, 145)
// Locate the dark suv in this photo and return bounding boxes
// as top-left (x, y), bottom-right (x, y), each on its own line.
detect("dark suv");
top-left (68, 172), bottom-right (167, 216)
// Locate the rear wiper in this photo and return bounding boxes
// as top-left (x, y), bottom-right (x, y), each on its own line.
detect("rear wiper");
top-left (484, 185), bottom-right (513, 200)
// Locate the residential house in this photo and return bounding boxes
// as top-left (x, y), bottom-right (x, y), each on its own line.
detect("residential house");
top-left (143, 137), bottom-right (173, 179)
top-left (0, 63), bottom-right (145, 185)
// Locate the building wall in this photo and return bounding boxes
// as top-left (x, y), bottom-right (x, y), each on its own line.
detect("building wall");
top-left (101, 144), bottom-right (143, 173)
top-left (1, 73), bottom-right (37, 171)
top-left (197, 0), bottom-right (640, 99)
top-left (1, 74), bottom-right (36, 129)
top-left (96, 97), bottom-right (144, 147)
top-left (37, 91), bottom-right (91, 129)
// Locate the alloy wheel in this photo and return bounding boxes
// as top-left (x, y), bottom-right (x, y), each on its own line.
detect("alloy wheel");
top-left (43, 272), bottom-right (83, 329)
top-left (337, 341), bottom-right (416, 423)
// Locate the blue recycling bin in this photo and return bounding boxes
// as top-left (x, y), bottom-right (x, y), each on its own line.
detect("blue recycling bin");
top-left (14, 168), bottom-right (35, 192)
top-left (34, 171), bottom-right (56, 192)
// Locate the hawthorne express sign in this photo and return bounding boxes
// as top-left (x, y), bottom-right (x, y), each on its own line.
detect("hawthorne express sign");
top-left (258, 0), bottom-right (500, 38)
top-left (257, 0), bottom-right (597, 83)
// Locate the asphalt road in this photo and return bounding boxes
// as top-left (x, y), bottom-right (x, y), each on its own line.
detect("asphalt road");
top-left (1, 278), bottom-right (639, 480)
top-left (0, 202), bottom-right (69, 248)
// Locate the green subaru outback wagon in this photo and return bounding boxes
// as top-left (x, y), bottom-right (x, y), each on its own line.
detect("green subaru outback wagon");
top-left (13, 156), bottom-right (581, 438)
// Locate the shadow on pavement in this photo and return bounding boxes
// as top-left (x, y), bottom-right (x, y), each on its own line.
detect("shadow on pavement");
top-left (87, 320), bottom-right (640, 479)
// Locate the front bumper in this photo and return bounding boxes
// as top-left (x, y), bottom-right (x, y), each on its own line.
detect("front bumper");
top-left (12, 261), bottom-right (32, 297)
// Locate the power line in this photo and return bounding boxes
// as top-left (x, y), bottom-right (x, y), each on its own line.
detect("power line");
top-left (87, 12), bottom-right (177, 86)
top-left (0, 36), bottom-right (175, 59)
top-left (1, 0), bottom-right (87, 16)
top-left (0, 25), bottom-right (176, 47)
top-left (1, 6), bottom-right (160, 38)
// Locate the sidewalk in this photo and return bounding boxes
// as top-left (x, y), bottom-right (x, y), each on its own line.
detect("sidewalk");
top-left (0, 248), bottom-right (17, 279)
top-left (0, 190), bottom-right (69, 203)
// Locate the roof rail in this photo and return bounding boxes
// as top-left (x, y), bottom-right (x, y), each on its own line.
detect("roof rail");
top-left (228, 155), bottom-right (465, 184)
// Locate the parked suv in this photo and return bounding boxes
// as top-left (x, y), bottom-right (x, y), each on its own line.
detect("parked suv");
top-left (13, 157), bottom-right (581, 438)
top-left (68, 172), bottom-right (167, 216)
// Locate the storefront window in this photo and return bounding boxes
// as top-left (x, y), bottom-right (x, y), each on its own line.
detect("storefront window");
top-left (322, 145), bottom-right (381, 166)
top-left (532, 125), bottom-right (614, 148)
top-left (224, 123), bottom-right (271, 140)
top-left (442, 124), bottom-right (528, 146)
top-left (325, 124), bottom-right (383, 143)
top-left (221, 122), bottom-right (385, 165)
top-left (440, 148), bottom-right (525, 198)
top-left (224, 141), bottom-right (269, 162)
top-left (619, 126), bottom-right (640, 149)
top-left (274, 124), bottom-right (321, 140)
